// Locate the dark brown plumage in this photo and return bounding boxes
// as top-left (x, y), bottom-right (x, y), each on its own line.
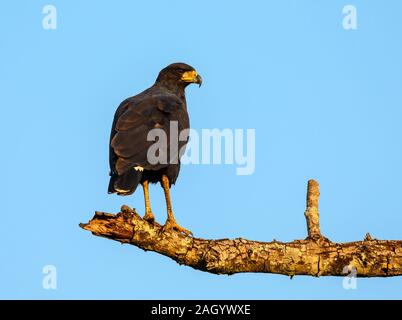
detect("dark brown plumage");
top-left (108, 63), bottom-right (202, 235)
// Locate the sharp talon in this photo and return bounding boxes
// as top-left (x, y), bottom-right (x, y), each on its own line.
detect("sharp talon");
top-left (143, 212), bottom-right (155, 224)
top-left (162, 220), bottom-right (192, 236)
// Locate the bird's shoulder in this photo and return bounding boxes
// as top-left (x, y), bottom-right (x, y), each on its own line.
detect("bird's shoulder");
top-left (114, 87), bottom-right (185, 132)
top-left (135, 86), bottom-right (184, 113)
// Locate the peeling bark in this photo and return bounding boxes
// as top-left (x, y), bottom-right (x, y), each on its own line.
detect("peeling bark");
top-left (80, 180), bottom-right (402, 277)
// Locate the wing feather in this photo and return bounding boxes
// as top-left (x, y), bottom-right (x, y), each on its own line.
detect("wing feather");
top-left (109, 92), bottom-right (189, 175)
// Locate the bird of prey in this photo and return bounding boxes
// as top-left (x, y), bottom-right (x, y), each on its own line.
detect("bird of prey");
top-left (108, 63), bottom-right (202, 235)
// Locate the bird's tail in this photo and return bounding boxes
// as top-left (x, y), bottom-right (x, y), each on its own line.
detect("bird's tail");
top-left (108, 170), bottom-right (142, 196)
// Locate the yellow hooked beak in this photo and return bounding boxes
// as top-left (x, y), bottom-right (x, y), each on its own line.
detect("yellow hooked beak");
top-left (181, 70), bottom-right (203, 87)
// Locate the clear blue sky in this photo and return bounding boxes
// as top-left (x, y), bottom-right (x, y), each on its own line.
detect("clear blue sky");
top-left (1, 0), bottom-right (402, 299)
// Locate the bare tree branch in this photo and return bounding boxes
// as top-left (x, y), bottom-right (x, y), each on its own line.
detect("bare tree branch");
top-left (80, 180), bottom-right (402, 277)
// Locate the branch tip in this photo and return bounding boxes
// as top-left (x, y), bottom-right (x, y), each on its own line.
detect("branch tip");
top-left (304, 179), bottom-right (323, 240)
top-left (306, 179), bottom-right (320, 209)
top-left (78, 222), bottom-right (88, 229)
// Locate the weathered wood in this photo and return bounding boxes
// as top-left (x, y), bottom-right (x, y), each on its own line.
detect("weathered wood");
top-left (80, 180), bottom-right (402, 277)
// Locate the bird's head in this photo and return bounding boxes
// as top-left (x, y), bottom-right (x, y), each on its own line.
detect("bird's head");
top-left (155, 63), bottom-right (203, 89)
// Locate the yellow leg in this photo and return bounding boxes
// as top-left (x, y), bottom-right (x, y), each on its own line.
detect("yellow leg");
top-left (142, 180), bottom-right (155, 223)
top-left (161, 175), bottom-right (192, 235)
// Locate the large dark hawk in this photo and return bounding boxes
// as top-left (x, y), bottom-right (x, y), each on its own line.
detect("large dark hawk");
top-left (108, 63), bottom-right (202, 235)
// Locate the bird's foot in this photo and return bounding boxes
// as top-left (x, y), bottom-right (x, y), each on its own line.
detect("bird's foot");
top-left (162, 219), bottom-right (192, 236)
top-left (143, 211), bottom-right (155, 224)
